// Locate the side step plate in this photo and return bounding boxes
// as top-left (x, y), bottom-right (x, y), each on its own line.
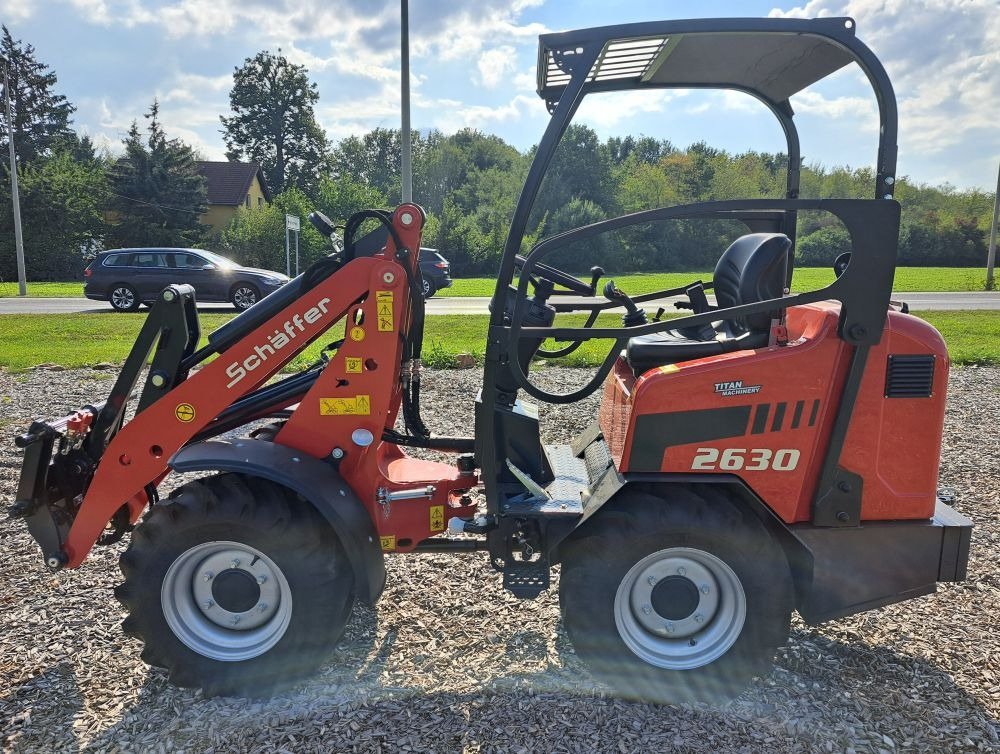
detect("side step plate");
top-left (503, 557), bottom-right (550, 598)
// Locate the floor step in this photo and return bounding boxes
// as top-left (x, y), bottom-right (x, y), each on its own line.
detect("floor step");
top-left (503, 557), bottom-right (550, 598)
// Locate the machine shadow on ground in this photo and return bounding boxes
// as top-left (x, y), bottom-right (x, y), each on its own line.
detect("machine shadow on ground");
top-left (4, 609), bottom-right (997, 752)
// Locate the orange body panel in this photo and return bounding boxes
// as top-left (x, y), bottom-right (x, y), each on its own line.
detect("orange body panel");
top-left (601, 303), bottom-right (948, 523)
top-left (65, 205), bottom-right (474, 566)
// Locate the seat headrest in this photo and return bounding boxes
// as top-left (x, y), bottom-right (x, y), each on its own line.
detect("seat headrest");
top-left (713, 233), bottom-right (791, 334)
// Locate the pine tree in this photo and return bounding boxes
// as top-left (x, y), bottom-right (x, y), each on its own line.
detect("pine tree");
top-left (221, 50), bottom-right (329, 195)
top-left (108, 101), bottom-right (208, 248)
top-left (0, 25), bottom-right (74, 166)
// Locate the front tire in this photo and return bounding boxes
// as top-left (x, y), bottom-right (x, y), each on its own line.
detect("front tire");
top-left (109, 283), bottom-right (139, 312)
top-left (231, 283), bottom-right (259, 311)
top-left (559, 487), bottom-right (792, 704)
top-left (116, 474), bottom-right (355, 696)
top-left (421, 277), bottom-right (436, 299)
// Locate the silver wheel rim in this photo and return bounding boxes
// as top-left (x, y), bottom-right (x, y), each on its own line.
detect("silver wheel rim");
top-left (614, 546), bottom-right (746, 670)
top-left (421, 279), bottom-right (431, 296)
top-left (161, 541), bottom-right (292, 662)
top-left (234, 287), bottom-right (257, 309)
top-left (111, 287), bottom-right (134, 309)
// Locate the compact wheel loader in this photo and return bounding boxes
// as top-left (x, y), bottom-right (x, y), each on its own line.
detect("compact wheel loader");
top-left (11, 17), bottom-right (972, 703)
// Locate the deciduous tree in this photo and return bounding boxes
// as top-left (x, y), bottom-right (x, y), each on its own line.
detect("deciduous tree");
top-left (221, 51), bottom-right (329, 195)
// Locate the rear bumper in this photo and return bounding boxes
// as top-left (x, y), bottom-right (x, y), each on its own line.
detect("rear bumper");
top-left (438, 277), bottom-right (453, 289)
top-left (790, 499), bottom-right (972, 624)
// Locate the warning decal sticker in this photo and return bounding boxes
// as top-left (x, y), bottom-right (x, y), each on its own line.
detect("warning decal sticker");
top-left (344, 357), bottom-right (363, 373)
top-left (380, 535), bottom-right (396, 551)
top-left (429, 505), bottom-right (445, 532)
top-left (376, 290), bottom-right (394, 332)
top-left (175, 403), bottom-right (196, 423)
top-left (320, 395), bottom-right (372, 415)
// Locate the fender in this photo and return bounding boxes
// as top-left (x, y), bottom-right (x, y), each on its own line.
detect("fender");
top-left (170, 438), bottom-right (386, 604)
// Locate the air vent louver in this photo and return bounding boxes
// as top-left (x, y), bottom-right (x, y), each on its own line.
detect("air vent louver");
top-left (885, 355), bottom-right (935, 398)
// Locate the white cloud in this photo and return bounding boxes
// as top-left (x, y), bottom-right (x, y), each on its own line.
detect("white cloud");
top-left (476, 46), bottom-right (516, 89)
top-left (575, 90), bottom-right (677, 130)
top-left (0, 0), bottom-right (35, 21)
top-left (769, 0), bottom-right (1000, 161)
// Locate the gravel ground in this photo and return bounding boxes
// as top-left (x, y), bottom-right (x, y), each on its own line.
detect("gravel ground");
top-left (1, 366), bottom-right (998, 753)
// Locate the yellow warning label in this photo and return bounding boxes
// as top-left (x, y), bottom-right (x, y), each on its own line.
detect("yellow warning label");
top-left (376, 290), bottom-right (394, 332)
top-left (319, 395), bottom-right (372, 415)
top-left (174, 403), bottom-right (196, 423)
top-left (380, 535), bottom-right (396, 551)
top-left (429, 505), bottom-right (445, 532)
top-left (344, 357), bottom-right (363, 373)
top-left (350, 326), bottom-right (365, 342)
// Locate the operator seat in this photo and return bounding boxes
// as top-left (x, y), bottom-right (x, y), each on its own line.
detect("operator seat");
top-left (625, 233), bottom-right (790, 375)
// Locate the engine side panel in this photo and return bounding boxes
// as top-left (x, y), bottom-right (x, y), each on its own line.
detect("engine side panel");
top-left (601, 303), bottom-right (948, 523)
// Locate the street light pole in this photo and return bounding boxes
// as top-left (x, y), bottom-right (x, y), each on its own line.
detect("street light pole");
top-left (400, 0), bottom-right (412, 204)
top-left (3, 59), bottom-right (27, 296)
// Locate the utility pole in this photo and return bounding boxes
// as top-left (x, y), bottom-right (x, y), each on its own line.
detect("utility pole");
top-left (987, 160), bottom-right (998, 291)
top-left (400, 0), bottom-right (412, 204)
top-left (3, 59), bottom-right (27, 296)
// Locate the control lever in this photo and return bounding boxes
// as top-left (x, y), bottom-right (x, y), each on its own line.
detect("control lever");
top-left (587, 266), bottom-right (605, 295)
top-left (603, 280), bottom-right (647, 326)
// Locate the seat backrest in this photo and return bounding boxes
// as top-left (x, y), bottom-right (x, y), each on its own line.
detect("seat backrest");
top-left (713, 233), bottom-right (791, 334)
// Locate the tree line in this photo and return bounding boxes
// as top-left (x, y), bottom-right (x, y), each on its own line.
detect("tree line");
top-left (0, 27), bottom-right (995, 283)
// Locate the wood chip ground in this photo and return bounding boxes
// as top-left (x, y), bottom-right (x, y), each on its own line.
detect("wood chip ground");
top-left (1, 367), bottom-right (997, 753)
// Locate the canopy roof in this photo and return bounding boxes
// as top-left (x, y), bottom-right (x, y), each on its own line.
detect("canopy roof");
top-left (537, 18), bottom-right (862, 109)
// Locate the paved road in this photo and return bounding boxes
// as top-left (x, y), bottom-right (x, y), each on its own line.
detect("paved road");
top-left (2, 291), bottom-right (998, 315)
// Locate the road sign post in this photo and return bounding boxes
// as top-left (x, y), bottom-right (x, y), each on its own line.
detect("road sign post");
top-left (987, 162), bottom-right (998, 291)
top-left (285, 214), bottom-right (301, 277)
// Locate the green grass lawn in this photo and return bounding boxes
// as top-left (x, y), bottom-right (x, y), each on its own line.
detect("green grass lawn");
top-left (0, 282), bottom-right (85, 297)
top-left (1, 267), bottom-right (991, 300)
top-left (0, 310), bottom-right (996, 372)
top-left (447, 267), bottom-right (990, 297)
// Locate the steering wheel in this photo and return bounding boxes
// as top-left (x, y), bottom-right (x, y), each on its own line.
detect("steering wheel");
top-left (513, 254), bottom-right (594, 296)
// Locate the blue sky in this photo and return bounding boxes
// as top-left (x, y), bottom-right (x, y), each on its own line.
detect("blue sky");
top-left (3, 0), bottom-right (998, 190)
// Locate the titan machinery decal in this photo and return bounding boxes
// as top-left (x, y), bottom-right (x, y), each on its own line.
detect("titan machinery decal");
top-left (713, 379), bottom-right (762, 397)
top-left (225, 297), bottom-right (333, 388)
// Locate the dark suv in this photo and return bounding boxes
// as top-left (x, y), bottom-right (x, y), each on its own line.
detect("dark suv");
top-left (84, 248), bottom-right (289, 311)
top-left (418, 250), bottom-right (452, 298)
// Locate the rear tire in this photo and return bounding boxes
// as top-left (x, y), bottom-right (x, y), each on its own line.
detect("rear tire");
top-left (559, 487), bottom-right (792, 704)
top-left (109, 283), bottom-right (139, 312)
top-left (231, 283), bottom-right (259, 311)
top-left (116, 474), bottom-right (355, 697)
top-left (421, 278), bottom-right (436, 299)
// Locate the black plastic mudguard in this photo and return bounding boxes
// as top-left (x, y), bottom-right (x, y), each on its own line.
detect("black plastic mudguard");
top-left (170, 438), bottom-right (386, 603)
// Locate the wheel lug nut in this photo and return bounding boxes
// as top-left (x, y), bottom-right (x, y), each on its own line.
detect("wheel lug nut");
top-left (700, 584), bottom-right (710, 594)
top-left (642, 604), bottom-right (652, 615)
top-left (258, 603), bottom-right (268, 612)
top-left (665, 622), bottom-right (675, 634)
top-left (256, 575), bottom-right (267, 585)
top-left (203, 571), bottom-right (214, 581)
top-left (677, 566), bottom-right (686, 576)
top-left (203, 600), bottom-right (214, 609)
top-left (231, 616), bottom-right (240, 625)
top-left (694, 613), bottom-right (704, 624)
top-left (647, 576), bottom-right (657, 586)
top-left (231, 559), bottom-right (240, 569)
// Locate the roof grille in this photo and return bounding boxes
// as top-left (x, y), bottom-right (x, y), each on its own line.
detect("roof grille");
top-left (885, 355), bottom-right (935, 398)
top-left (542, 36), bottom-right (669, 94)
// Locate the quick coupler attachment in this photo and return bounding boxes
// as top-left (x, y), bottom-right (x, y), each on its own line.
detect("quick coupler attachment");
top-left (11, 406), bottom-right (103, 570)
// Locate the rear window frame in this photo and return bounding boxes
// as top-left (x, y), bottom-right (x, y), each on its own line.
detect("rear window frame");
top-left (101, 253), bottom-right (133, 267)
